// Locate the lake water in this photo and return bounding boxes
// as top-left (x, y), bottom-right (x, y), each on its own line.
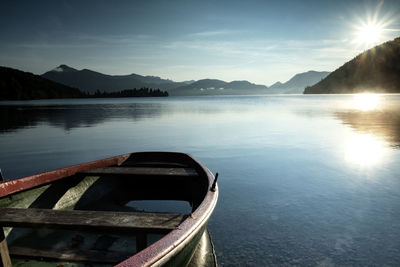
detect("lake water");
top-left (1, 94), bottom-right (400, 266)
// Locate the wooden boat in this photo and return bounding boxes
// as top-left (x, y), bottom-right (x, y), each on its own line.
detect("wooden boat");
top-left (0, 152), bottom-right (218, 266)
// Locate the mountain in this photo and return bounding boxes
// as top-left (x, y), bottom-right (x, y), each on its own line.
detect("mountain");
top-left (270, 81), bottom-right (283, 88)
top-left (42, 65), bottom-right (186, 94)
top-left (0, 66), bottom-right (83, 100)
top-left (304, 37), bottom-right (400, 94)
top-left (169, 79), bottom-right (269, 96)
top-left (269, 71), bottom-right (330, 94)
top-left (41, 64), bottom-right (332, 96)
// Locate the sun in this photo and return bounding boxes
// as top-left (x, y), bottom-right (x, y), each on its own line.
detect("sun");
top-left (353, 17), bottom-right (387, 47)
top-left (356, 22), bottom-right (383, 45)
top-left (350, 3), bottom-right (398, 48)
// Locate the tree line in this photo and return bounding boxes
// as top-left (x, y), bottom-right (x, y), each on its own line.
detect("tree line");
top-left (88, 88), bottom-right (168, 98)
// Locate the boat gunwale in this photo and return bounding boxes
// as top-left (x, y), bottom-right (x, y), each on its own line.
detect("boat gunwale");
top-left (0, 153), bottom-right (130, 198)
top-left (0, 152), bottom-right (218, 267)
top-left (116, 154), bottom-right (218, 267)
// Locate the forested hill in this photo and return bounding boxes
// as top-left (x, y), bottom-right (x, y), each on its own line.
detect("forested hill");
top-left (0, 66), bottom-right (83, 100)
top-left (304, 37), bottom-right (400, 94)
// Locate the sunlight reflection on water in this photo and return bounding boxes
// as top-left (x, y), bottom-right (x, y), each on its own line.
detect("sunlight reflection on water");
top-left (353, 93), bottom-right (381, 111)
top-left (344, 133), bottom-right (387, 167)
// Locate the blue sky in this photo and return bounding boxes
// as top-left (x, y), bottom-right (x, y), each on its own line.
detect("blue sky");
top-left (1, 0), bottom-right (399, 85)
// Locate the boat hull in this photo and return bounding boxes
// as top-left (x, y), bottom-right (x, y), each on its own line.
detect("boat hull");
top-left (0, 152), bottom-right (218, 266)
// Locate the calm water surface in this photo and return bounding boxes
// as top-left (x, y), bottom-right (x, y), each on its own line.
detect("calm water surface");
top-left (1, 95), bottom-right (400, 266)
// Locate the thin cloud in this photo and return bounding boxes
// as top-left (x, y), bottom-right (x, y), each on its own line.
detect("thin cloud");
top-left (158, 37), bottom-right (369, 84)
top-left (6, 32), bottom-right (158, 49)
top-left (188, 30), bottom-right (240, 37)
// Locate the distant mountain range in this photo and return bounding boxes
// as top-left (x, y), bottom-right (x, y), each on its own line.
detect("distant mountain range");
top-left (0, 66), bottom-right (83, 100)
top-left (7, 37), bottom-right (400, 97)
top-left (304, 37), bottom-right (400, 94)
top-left (42, 65), bottom-right (329, 95)
top-left (0, 64), bottom-right (330, 100)
top-left (167, 70), bottom-right (329, 95)
top-left (0, 66), bottom-right (169, 100)
top-left (170, 79), bottom-right (269, 96)
top-left (269, 70), bottom-right (330, 94)
top-left (42, 65), bottom-right (187, 94)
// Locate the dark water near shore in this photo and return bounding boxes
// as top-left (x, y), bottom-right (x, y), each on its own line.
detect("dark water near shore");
top-left (1, 95), bottom-right (400, 266)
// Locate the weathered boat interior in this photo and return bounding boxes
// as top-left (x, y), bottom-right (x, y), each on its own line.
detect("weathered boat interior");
top-left (0, 152), bottom-right (217, 267)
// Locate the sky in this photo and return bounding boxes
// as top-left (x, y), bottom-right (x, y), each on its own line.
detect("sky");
top-left (1, 0), bottom-right (400, 86)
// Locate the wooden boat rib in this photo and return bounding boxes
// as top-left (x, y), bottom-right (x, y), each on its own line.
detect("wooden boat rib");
top-left (0, 152), bottom-right (218, 267)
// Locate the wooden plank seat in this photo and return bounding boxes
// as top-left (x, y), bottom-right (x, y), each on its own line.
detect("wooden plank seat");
top-left (79, 166), bottom-right (198, 177)
top-left (9, 246), bottom-right (132, 264)
top-left (0, 208), bottom-right (185, 234)
top-left (0, 207), bottom-right (186, 263)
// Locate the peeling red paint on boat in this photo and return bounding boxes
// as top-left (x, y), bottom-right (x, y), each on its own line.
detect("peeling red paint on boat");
top-left (0, 154), bottom-right (130, 198)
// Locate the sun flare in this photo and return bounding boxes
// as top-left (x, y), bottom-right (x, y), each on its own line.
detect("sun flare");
top-left (356, 23), bottom-right (383, 45)
top-left (350, 3), bottom-right (398, 48)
